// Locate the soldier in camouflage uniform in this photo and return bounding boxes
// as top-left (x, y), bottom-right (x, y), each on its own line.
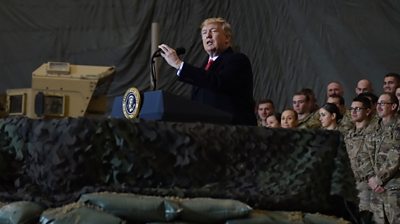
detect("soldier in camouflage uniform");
top-left (383, 73), bottom-right (400, 94)
top-left (292, 90), bottom-right (321, 129)
top-left (355, 79), bottom-right (374, 95)
top-left (297, 111), bottom-right (321, 129)
top-left (318, 103), bottom-right (342, 130)
top-left (344, 95), bottom-right (377, 222)
top-left (255, 99), bottom-right (275, 127)
top-left (327, 94), bottom-right (354, 134)
top-left (326, 81), bottom-right (344, 98)
top-left (359, 92), bottom-right (380, 131)
top-left (300, 87), bottom-right (320, 113)
top-left (359, 93), bottom-right (400, 224)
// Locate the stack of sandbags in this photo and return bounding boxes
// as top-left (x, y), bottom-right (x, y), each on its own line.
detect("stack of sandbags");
top-left (0, 193), bottom-right (351, 224)
top-left (78, 192), bottom-right (252, 223)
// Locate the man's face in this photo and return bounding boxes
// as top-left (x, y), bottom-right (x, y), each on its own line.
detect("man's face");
top-left (257, 103), bottom-right (274, 120)
top-left (376, 94), bottom-right (396, 118)
top-left (383, 76), bottom-right (399, 94)
top-left (201, 22), bottom-right (230, 57)
top-left (292, 95), bottom-right (308, 114)
top-left (350, 101), bottom-right (369, 123)
top-left (327, 82), bottom-right (343, 97)
top-left (355, 80), bottom-right (372, 95)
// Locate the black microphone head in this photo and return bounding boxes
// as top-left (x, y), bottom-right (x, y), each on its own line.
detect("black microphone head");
top-left (152, 47), bottom-right (185, 58)
top-left (152, 48), bottom-right (162, 58)
top-left (176, 47), bottom-right (186, 55)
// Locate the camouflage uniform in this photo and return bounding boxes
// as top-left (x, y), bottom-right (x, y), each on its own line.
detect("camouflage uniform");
top-left (368, 113), bottom-right (380, 126)
top-left (338, 110), bottom-right (354, 135)
top-left (344, 121), bottom-right (378, 213)
top-left (297, 112), bottom-right (321, 129)
top-left (359, 117), bottom-right (400, 224)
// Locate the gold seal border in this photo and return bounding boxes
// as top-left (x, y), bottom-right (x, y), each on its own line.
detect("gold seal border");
top-left (122, 87), bottom-right (141, 119)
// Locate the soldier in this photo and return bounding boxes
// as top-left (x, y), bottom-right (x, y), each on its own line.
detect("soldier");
top-left (300, 87), bottom-right (320, 112)
top-left (326, 81), bottom-right (344, 98)
top-left (396, 87), bottom-right (400, 113)
top-left (344, 95), bottom-right (376, 223)
top-left (265, 113), bottom-right (281, 128)
top-left (255, 99), bottom-right (275, 127)
top-left (318, 103), bottom-right (342, 130)
top-left (281, 109), bottom-right (298, 129)
top-left (360, 92), bottom-right (400, 223)
top-left (383, 73), bottom-right (400, 94)
top-left (292, 90), bottom-right (321, 129)
top-left (358, 92), bottom-right (379, 128)
top-left (355, 79), bottom-right (374, 95)
top-left (326, 94), bottom-right (354, 134)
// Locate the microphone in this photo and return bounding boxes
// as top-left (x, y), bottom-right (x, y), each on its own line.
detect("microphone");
top-left (150, 47), bottom-right (186, 91)
top-left (152, 47), bottom-right (186, 58)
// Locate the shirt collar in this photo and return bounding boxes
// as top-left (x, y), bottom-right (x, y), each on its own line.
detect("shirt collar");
top-left (209, 56), bottom-right (219, 61)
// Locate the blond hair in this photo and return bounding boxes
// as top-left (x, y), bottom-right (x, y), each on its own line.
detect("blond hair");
top-left (200, 17), bottom-right (232, 39)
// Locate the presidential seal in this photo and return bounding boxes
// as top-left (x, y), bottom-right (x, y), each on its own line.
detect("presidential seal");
top-left (122, 87), bottom-right (141, 119)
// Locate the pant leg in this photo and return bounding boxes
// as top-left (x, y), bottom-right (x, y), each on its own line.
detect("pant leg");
top-left (370, 192), bottom-right (386, 224)
top-left (357, 181), bottom-right (372, 212)
top-left (384, 190), bottom-right (400, 224)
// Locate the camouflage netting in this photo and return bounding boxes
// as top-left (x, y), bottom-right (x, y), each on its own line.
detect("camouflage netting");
top-left (0, 117), bottom-right (357, 216)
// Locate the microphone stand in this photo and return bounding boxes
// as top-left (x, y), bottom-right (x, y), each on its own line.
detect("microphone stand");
top-left (150, 48), bottom-right (185, 91)
top-left (150, 50), bottom-right (161, 91)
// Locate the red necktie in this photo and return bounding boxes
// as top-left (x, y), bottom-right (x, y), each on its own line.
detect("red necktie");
top-left (205, 59), bottom-right (214, 71)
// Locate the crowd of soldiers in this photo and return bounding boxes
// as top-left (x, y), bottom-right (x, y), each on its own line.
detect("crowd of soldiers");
top-left (256, 73), bottom-right (400, 224)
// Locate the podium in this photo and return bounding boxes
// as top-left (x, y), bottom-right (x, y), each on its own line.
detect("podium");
top-left (111, 90), bottom-right (232, 124)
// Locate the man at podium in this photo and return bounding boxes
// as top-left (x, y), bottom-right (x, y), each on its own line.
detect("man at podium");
top-left (158, 17), bottom-right (256, 125)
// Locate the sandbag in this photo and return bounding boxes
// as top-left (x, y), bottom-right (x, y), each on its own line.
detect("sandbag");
top-left (40, 202), bottom-right (124, 224)
top-left (0, 201), bottom-right (44, 224)
top-left (304, 213), bottom-right (350, 224)
top-left (226, 210), bottom-right (351, 224)
top-left (79, 192), bottom-right (181, 222)
top-left (226, 210), bottom-right (303, 224)
top-left (177, 197), bottom-right (252, 224)
top-left (146, 222), bottom-right (193, 224)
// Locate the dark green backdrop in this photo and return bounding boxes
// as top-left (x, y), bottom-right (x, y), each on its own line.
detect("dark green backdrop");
top-left (1, 0), bottom-right (400, 110)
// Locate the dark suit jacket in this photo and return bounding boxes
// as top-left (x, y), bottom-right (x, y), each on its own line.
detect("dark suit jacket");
top-left (178, 47), bottom-right (256, 125)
